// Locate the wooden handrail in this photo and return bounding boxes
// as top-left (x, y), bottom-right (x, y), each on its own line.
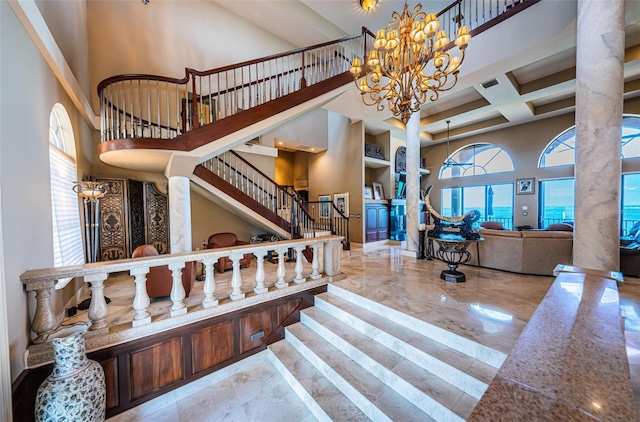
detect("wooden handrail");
top-left (187, 32), bottom-right (362, 78)
top-left (97, 70), bottom-right (191, 96)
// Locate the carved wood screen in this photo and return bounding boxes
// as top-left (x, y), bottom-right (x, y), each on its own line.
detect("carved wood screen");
top-left (97, 178), bottom-right (170, 261)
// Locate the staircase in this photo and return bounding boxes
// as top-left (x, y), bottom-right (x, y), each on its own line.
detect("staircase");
top-left (193, 149), bottom-right (348, 245)
top-left (268, 284), bottom-right (505, 421)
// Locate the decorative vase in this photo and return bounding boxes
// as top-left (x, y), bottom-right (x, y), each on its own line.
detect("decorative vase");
top-left (34, 322), bottom-right (106, 422)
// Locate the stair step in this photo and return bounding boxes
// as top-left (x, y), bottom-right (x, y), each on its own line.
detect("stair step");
top-left (314, 292), bottom-right (498, 399)
top-left (326, 284), bottom-right (507, 368)
top-left (301, 306), bottom-right (478, 420)
top-left (268, 340), bottom-right (370, 422)
top-left (285, 322), bottom-right (439, 422)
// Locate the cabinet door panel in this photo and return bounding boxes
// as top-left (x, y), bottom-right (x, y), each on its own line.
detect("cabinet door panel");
top-left (377, 206), bottom-right (389, 240)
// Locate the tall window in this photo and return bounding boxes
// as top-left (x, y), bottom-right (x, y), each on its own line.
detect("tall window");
top-left (49, 104), bottom-right (84, 288)
top-left (442, 183), bottom-right (514, 229)
top-left (539, 178), bottom-right (575, 228)
top-left (439, 143), bottom-right (514, 179)
top-left (623, 173), bottom-right (640, 235)
top-left (539, 114), bottom-right (640, 167)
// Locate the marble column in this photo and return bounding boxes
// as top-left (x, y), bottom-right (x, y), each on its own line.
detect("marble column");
top-left (168, 176), bottom-right (192, 254)
top-left (573, 0), bottom-right (624, 271)
top-left (404, 112), bottom-right (421, 257)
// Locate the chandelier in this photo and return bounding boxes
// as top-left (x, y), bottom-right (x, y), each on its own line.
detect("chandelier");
top-left (349, 1), bottom-right (471, 124)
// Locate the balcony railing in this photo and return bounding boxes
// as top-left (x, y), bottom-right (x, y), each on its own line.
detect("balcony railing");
top-left (21, 236), bottom-right (344, 355)
top-left (96, 0), bottom-right (538, 145)
top-left (200, 151), bottom-right (316, 239)
top-left (98, 34), bottom-right (366, 142)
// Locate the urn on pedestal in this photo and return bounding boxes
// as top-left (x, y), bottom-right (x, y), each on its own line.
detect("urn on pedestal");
top-left (34, 322), bottom-right (106, 422)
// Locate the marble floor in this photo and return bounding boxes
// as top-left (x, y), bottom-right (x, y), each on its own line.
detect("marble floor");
top-left (93, 244), bottom-right (640, 421)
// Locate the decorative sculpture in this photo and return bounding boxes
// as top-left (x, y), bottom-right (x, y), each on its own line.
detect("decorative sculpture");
top-left (424, 186), bottom-right (481, 240)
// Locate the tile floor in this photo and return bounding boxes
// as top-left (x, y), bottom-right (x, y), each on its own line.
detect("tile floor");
top-left (101, 244), bottom-right (640, 421)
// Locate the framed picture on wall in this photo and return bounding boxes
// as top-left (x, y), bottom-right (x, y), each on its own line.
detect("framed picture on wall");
top-left (516, 178), bottom-right (535, 195)
top-left (318, 194), bottom-right (331, 218)
top-left (334, 192), bottom-right (349, 216)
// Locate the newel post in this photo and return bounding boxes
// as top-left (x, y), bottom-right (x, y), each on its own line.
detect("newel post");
top-left (323, 237), bottom-right (343, 280)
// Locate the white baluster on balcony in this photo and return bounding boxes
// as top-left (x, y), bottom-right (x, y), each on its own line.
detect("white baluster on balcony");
top-left (86, 272), bottom-right (109, 331)
top-left (310, 243), bottom-right (322, 280)
top-left (254, 251), bottom-right (267, 294)
top-left (168, 262), bottom-right (187, 317)
top-left (293, 245), bottom-right (306, 284)
top-left (28, 281), bottom-right (57, 344)
top-left (130, 267), bottom-right (151, 326)
top-left (229, 252), bottom-right (245, 300)
top-left (202, 259), bottom-right (218, 308)
top-left (275, 247), bottom-right (289, 289)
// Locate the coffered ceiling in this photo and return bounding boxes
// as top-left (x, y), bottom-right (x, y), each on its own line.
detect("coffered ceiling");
top-left (214, 0), bottom-right (640, 147)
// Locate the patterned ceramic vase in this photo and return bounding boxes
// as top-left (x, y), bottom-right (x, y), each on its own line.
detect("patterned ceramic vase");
top-left (34, 322), bottom-right (106, 422)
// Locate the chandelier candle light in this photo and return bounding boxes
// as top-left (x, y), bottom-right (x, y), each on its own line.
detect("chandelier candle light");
top-left (350, 1), bottom-right (471, 124)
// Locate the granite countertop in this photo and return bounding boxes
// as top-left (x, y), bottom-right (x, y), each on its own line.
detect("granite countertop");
top-left (469, 267), bottom-right (636, 421)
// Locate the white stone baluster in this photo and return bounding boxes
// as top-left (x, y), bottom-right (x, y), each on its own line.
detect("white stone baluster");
top-left (293, 245), bottom-right (306, 284)
top-left (86, 272), bottom-right (109, 331)
top-left (28, 281), bottom-right (57, 343)
top-left (130, 267), bottom-right (151, 326)
top-left (202, 259), bottom-right (218, 308)
top-left (310, 243), bottom-right (321, 280)
top-left (168, 262), bottom-right (187, 317)
top-left (275, 247), bottom-right (289, 289)
top-left (254, 251), bottom-right (267, 294)
top-left (229, 252), bottom-right (245, 300)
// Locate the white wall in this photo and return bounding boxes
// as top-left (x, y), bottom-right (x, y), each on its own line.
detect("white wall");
top-left (87, 0), bottom-right (296, 109)
top-left (1, 1), bottom-right (93, 381)
top-left (309, 112), bottom-right (364, 242)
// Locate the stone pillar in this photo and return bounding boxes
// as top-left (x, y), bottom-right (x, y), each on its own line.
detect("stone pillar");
top-left (168, 176), bottom-right (192, 254)
top-left (574, 0), bottom-right (624, 271)
top-left (404, 112), bottom-right (421, 256)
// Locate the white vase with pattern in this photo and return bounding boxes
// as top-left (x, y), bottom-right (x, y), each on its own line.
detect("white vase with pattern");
top-left (34, 322), bottom-right (106, 422)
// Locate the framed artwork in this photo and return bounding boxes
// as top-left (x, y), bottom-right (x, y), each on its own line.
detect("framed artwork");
top-left (318, 194), bottom-right (331, 218)
top-left (364, 186), bottom-right (373, 200)
top-left (372, 182), bottom-right (384, 200)
top-left (334, 192), bottom-right (349, 216)
top-left (516, 178), bottom-right (535, 195)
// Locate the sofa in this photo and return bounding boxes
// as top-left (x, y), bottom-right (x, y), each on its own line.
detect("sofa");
top-left (465, 229), bottom-right (574, 276)
top-left (131, 245), bottom-right (197, 298)
top-left (205, 232), bottom-right (253, 273)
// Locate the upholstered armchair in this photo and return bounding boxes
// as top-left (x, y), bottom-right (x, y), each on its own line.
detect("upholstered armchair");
top-left (131, 245), bottom-right (197, 298)
top-left (205, 232), bottom-right (253, 273)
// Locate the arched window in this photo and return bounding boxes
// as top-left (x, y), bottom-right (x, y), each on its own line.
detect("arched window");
top-left (539, 114), bottom-right (640, 167)
top-left (49, 104), bottom-right (84, 288)
top-left (439, 143), bottom-right (515, 179)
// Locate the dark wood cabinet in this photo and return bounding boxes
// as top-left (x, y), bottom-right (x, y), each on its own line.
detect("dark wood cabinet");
top-left (365, 202), bottom-right (389, 242)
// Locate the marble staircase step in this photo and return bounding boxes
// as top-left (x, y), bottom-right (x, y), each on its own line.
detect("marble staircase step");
top-left (267, 340), bottom-right (369, 422)
top-left (313, 292), bottom-right (498, 399)
top-left (301, 306), bottom-right (477, 420)
top-left (326, 284), bottom-right (507, 368)
top-left (284, 322), bottom-right (437, 422)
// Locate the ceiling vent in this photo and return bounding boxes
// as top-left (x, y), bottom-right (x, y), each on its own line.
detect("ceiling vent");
top-left (481, 79), bottom-right (500, 89)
